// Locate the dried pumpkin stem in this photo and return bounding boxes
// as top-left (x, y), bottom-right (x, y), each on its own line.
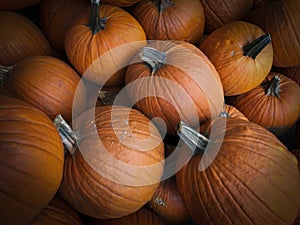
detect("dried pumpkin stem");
top-left (154, 0), bottom-right (174, 11)
top-left (219, 101), bottom-right (229, 118)
top-left (243, 34), bottom-right (271, 59)
top-left (89, 0), bottom-right (107, 34)
top-left (266, 75), bottom-right (281, 97)
top-left (54, 115), bottom-right (80, 156)
top-left (176, 121), bottom-right (208, 156)
top-left (0, 65), bottom-right (13, 89)
top-left (140, 47), bottom-right (167, 75)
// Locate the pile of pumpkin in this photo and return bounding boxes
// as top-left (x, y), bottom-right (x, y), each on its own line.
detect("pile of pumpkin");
top-left (0, 0), bottom-right (300, 224)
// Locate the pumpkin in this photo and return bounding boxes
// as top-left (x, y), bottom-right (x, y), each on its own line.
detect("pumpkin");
top-left (1, 55), bottom-right (87, 123)
top-left (199, 0), bottom-right (253, 33)
top-left (39, 0), bottom-right (89, 52)
top-left (85, 208), bottom-right (166, 225)
top-left (132, 0), bottom-right (205, 44)
top-left (0, 11), bottom-right (52, 66)
top-left (125, 40), bottom-right (224, 135)
top-left (147, 178), bottom-right (189, 225)
top-left (29, 197), bottom-right (82, 225)
top-left (0, 95), bottom-right (64, 225)
top-left (0, 0), bottom-right (41, 10)
top-left (65, 0), bottom-right (146, 86)
top-left (200, 21), bottom-right (273, 96)
top-left (101, 0), bottom-right (141, 7)
top-left (273, 65), bottom-right (300, 86)
top-left (228, 72), bottom-right (300, 136)
top-left (176, 118), bottom-right (300, 225)
top-left (246, 0), bottom-right (300, 67)
top-left (55, 105), bottom-right (165, 219)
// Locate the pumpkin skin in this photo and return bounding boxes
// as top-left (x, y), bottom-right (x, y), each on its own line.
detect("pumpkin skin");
top-left (0, 96), bottom-right (64, 225)
top-left (246, 0), bottom-right (300, 67)
top-left (176, 117), bottom-right (300, 225)
top-left (59, 105), bottom-right (165, 219)
top-left (147, 178), bottom-right (189, 225)
top-left (65, 3), bottom-right (146, 86)
top-left (85, 208), bottom-right (166, 225)
top-left (0, 0), bottom-right (41, 10)
top-left (273, 65), bottom-right (300, 86)
top-left (200, 21), bottom-right (273, 96)
top-left (29, 197), bottom-right (82, 225)
top-left (229, 72), bottom-right (300, 136)
top-left (199, 0), bottom-right (253, 33)
top-left (39, 0), bottom-right (89, 52)
top-left (101, 0), bottom-right (141, 7)
top-left (132, 0), bottom-right (204, 45)
top-left (0, 11), bottom-right (52, 66)
top-left (125, 41), bottom-right (224, 135)
top-left (1, 55), bottom-right (87, 123)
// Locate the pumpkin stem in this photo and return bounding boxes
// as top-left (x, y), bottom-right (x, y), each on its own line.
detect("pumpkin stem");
top-left (243, 34), bottom-right (271, 59)
top-left (88, 0), bottom-right (107, 34)
top-left (0, 65), bottom-right (13, 89)
top-left (154, 0), bottom-right (174, 11)
top-left (219, 102), bottom-right (229, 118)
top-left (176, 121), bottom-right (208, 156)
top-left (54, 115), bottom-right (80, 155)
top-left (265, 75), bottom-right (281, 97)
top-left (140, 47), bottom-right (167, 75)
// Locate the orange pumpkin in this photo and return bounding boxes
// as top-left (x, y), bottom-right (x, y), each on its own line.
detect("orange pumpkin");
top-left (200, 21), bottom-right (273, 96)
top-left (85, 208), bottom-right (166, 225)
top-left (65, 0), bottom-right (146, 86)
top-left (199, 0), bottom-right (253, 33)
top-left (56, 105), bottom-right (165, 219)
top-left (0, 95), bottom-right (64, 225)
top-left (125, 41), bottom-right (224, 135)
top-left (176, 118), bottom-right (300, 225)
top-left (1, 55), bottom-right (86, 123)
top-left (29, 197), bottom-right (82, 225)
top-left (0, 11), bottom-right (52, 66)
top-left (0, 0), bottom-right (41, 10)
top-left (147, 178), bottom-right (189, 225)
top-left (132, 0), bottom-right (205, 44)
top-left (229, 72), bottom-right (300, 136)
top-left (246, 0), bottom-right (300, 67)
top-left (39, 0), bottom-right (89, 52)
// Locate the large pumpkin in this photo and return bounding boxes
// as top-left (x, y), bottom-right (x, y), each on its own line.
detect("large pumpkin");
top-left (29, 197), bottom-right (82, 225)
top-left (132, 0), bottom-right (205, 44)
top-left (200, 21), bottom-right (273, 96)
top-left (39, 0), bottom-right (89, 52)
top-left (56, 105), bottom-right (165, 219)
top-left (246, 0), bottom-right (300, 67)
top-left (0, 96), bottom-right (64, 225)
top-left (176, 118), bottom-right (300, 225)
top-left (229, 72), bottom-right (300, 136)
top-left (125, 40), bottom-right (224, 135)
top-left (0, 0), bottom-right (41, 10)
top-left (85, 208), bottom-right (166, 225)
top-left (1, 55), bottom-right (87, 122)
top-left (0, 11), bottom-right (52, 66)
top-left (65, 0), bottom-right (146, 86)
top-left (199, 0), bottom-right (253, 33)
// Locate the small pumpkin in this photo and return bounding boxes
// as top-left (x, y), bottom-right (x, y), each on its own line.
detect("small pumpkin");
top-left (0, 0), bottom-right (41, 10)
top-left (55, 105), bottom-right (165, 219)
top-left (125, 41), bottom-right (224, 135)
top-left (273, 65), bottom-right (300, 86)
top-left (0, 55), bottom-right (87, 123)
top-left (29, 197), bottom-right (82, 225)
top-left (246, 0), bottom-right (300, 67)
top-left (101, 0), bottom-right (141, 7)
top-left (39, 0), bottom-right (89, 52)
top-left (199, 0), bottom-right (253, 33)
top-left (200, 21), bottom-right (273, 96)
top-left (0, 11), bottom-right (52, 66)
top-left (147, 178), bottom-right (189, 225)
top-left (85, 208), bottom-right (166, 225)
top-left (65, 0), bottom-right (146, 86)
top-left (0, 95), bottom-right (64, 225)
top-left (228, 72), bottom-right (300, 136)
top-left (176, 118), bottom-right (300, 225)
top-left (132, 0), bottom-right (205, 44)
